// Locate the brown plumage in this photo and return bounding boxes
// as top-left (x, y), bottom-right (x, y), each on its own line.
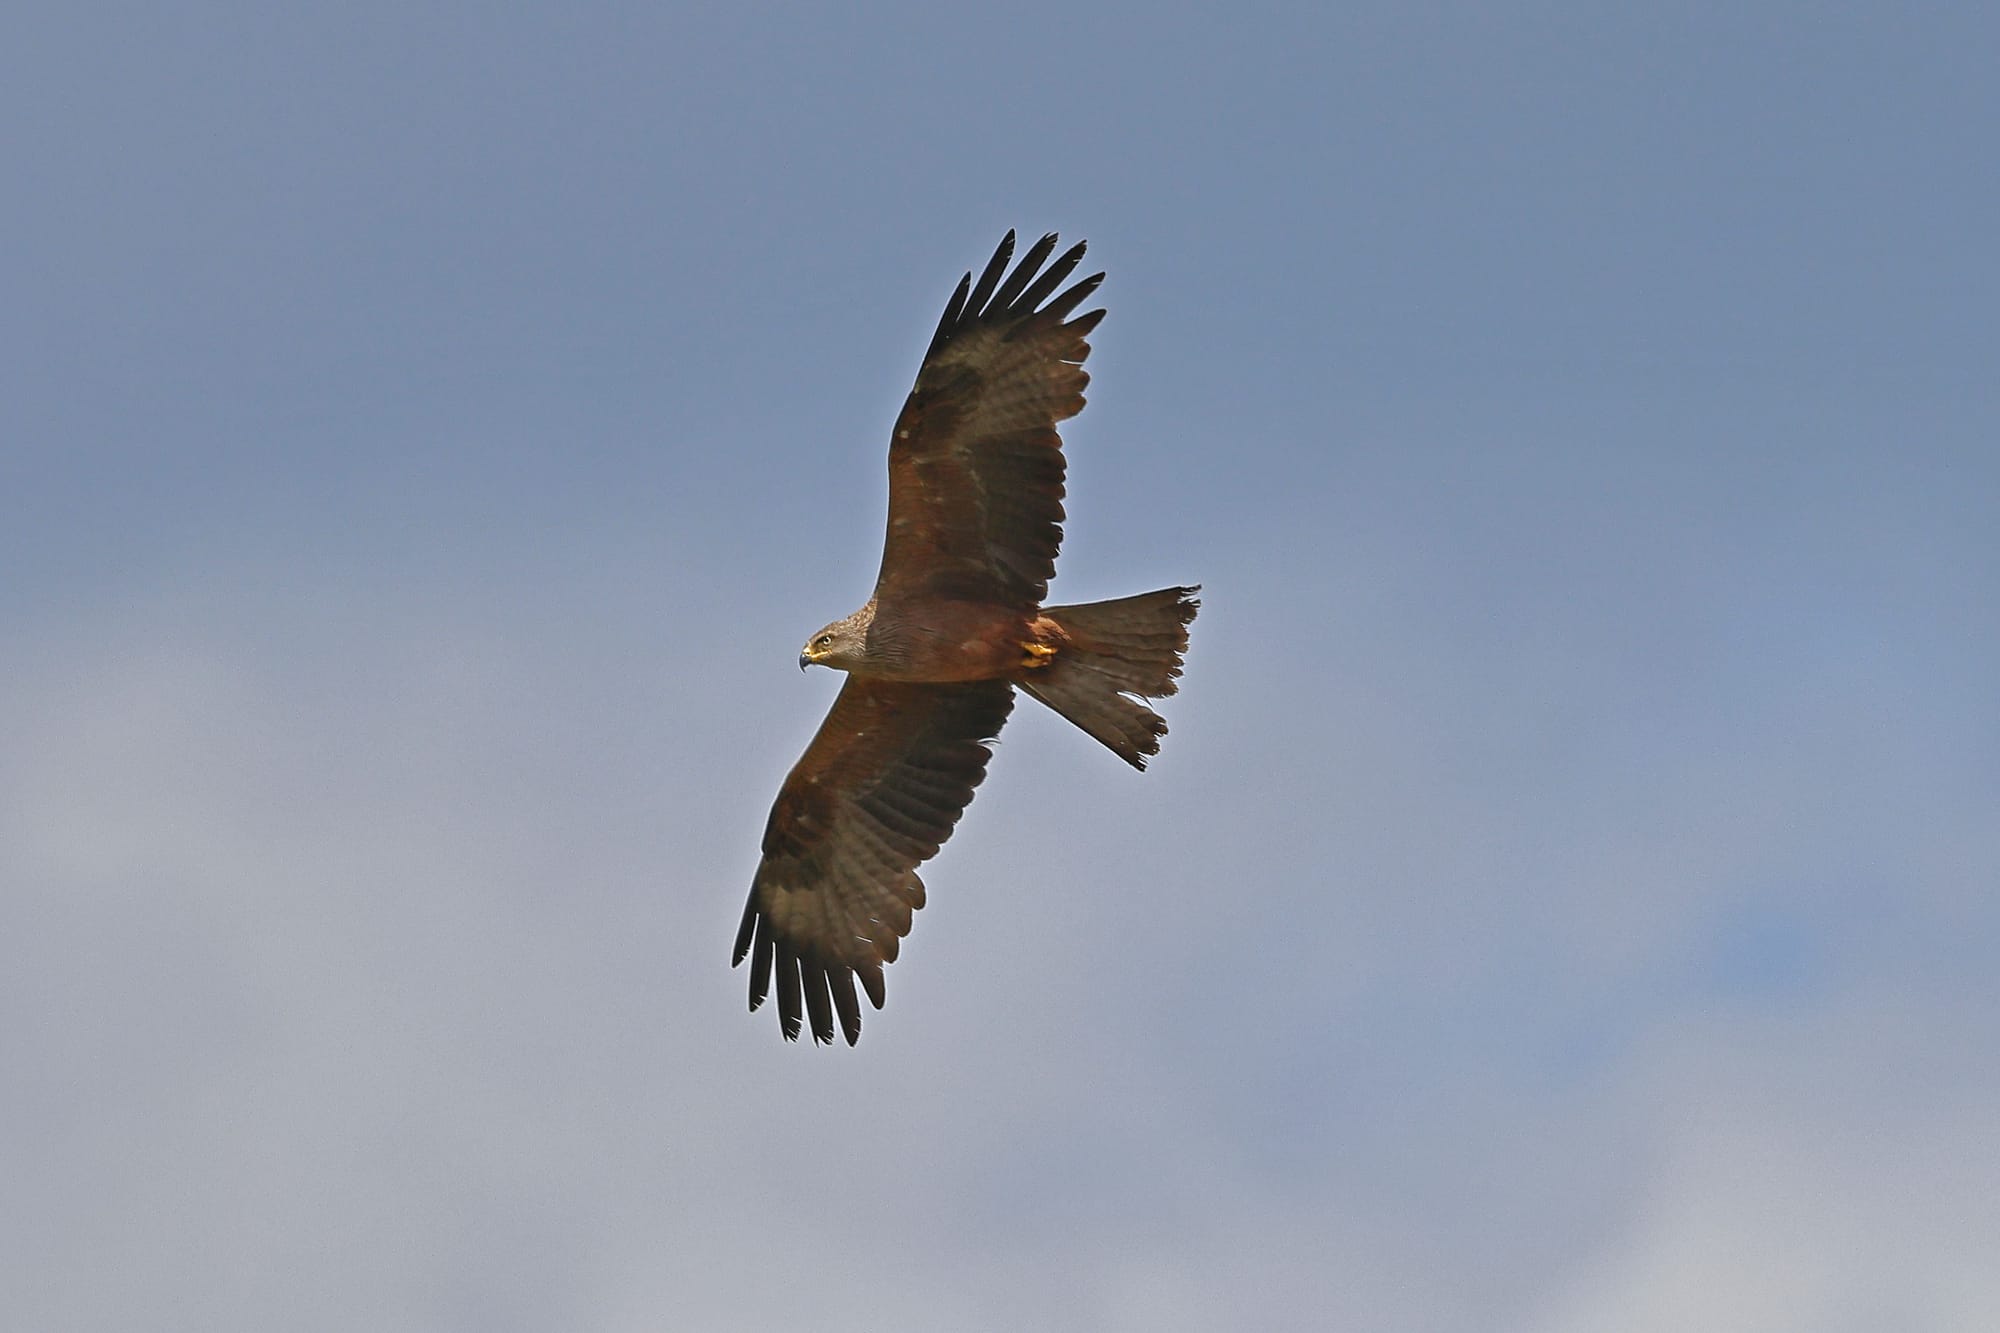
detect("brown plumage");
top-left (733, 232), bottom-right (1199, 1045)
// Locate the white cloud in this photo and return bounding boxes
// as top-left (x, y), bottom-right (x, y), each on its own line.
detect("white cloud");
top-left (4, 563), bottom-right (1994, 1331)
top-left (1534, 998), bottom-right (2000, 1333)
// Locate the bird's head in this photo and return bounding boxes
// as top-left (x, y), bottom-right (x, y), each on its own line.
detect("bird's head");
top-left (799, 611), bottom-right (869, 672)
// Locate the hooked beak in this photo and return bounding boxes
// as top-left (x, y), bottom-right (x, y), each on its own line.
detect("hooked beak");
top-left (799, 651), bottom-right (811, 671)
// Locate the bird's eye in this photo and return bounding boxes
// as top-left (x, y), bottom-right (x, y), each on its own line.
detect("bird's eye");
top-left (816, 635), bottom-right (832, 649)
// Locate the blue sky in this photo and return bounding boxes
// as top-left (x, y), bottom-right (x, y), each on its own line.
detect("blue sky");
top-left (5, 4), bottom-right (1997, 1330)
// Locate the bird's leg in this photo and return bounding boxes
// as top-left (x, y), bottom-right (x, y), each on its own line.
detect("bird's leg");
top-left (1019, 640), bottom-right (1058, 669)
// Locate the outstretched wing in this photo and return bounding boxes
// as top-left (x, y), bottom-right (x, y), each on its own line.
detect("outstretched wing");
top-left (875, 231), bottom-right (1107, 610)
top-left (733, 677), bottom-right (1015, 1045)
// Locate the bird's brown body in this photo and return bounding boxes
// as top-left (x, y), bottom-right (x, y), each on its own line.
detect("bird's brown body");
top-left (808, 596), bottom-right (1064, 683)
top-left (734, 232), bottom-right (1199, 1045)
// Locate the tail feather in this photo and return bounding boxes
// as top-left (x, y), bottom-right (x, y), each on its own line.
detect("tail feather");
top-left (1020, 586), bottom-right (1199, 769)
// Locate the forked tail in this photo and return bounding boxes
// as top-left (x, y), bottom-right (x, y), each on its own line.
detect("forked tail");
top-left (1020, 586), bottom-right (1200, 769)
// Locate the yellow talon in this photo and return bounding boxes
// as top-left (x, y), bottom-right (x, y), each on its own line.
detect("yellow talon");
top-left (1020, 640), bottom-right (1057, 669)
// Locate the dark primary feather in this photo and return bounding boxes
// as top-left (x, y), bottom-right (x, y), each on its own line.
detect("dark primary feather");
top-left (987, 232), bottom-right (1062, 312)
top-left (734, 678), bottom-right (1015, 1045)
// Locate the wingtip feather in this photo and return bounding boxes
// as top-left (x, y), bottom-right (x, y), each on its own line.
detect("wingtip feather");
top-left (990, 232), bottom-right (1062, 312)
top-left (964, 230), bottom-right (1017, 319)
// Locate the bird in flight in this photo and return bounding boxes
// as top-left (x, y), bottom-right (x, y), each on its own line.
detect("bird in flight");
top-left (733, 231), bottom-right (1199, 1045)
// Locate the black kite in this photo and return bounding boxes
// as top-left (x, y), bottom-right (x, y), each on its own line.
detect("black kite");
top-left (732, 232), bottom-right (1199, 1045)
